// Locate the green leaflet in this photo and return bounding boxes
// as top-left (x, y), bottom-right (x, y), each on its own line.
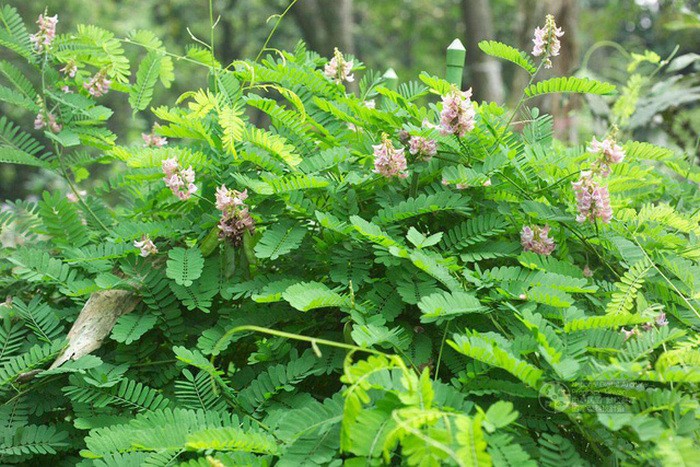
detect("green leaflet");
top-left (166, 247), bottom-right (205, 287)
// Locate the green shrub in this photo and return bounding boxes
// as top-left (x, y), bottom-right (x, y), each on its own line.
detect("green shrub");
top-left (1, 7), bottom-right (699, 466)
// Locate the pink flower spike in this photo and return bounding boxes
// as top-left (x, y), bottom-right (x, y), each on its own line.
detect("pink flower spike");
top-left (161, 158), bottom-right (197, 200)
top-left (29, 13), bottom-right (58, 53)
top-left (324, 48), bottom-right (354, 84)
top-left (440, 87), bottom-right (476, 137)
top-left (373, 136), bottom-right (408, 179)
top-left (572, 171), bottom-right (613, 224)
top-left (532, 14), bottom-right (564, 68)
top-left (520, 224), bottom-right (556, 256)
top-left (83, 70), bottom-right (111, 97)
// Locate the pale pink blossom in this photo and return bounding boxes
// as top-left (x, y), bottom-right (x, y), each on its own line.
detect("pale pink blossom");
top-left (324, 48), bottom-right (354, 84)
top-left (61, 85), bottom-right (73, 94)
top-left (142, 127), bottom-right (168, 147)
top-left (583, 265), bottom-right (593, 277)
top-left (134, 235), bottom-right (158, 257)
top-left (408, 136), bottom-right (437, 161)
top-left (66, 189), bottom-right (87, 203)
top-left (532, 15), bottom-right (564, 68)
top-left (520, 225), bottom-right (556, 256)
top-left (482, 179), bottom-right (492, 187)
top-left (161, 158), bottom-right (197, 200)
top-left (655, 312), bottom-right (668, 327)
top-left (83, 70), bottom-right (111, 97)
top-left (60, 61), bottom-right (78, 78)
top-left (621, 327), bottom-right (639, 341)
top-left (364, 100), bottom-right (376, 109)
top-left (215, 185), bottom-right (248, 211)
top-left (29, 13), bottom-right (58, 53)
top-left (588, 137), bottom-right (625, 177)
top-left (572, 171), bottom-right (613, 224)
top-left (373, 136), bottom-right (408, 179)
top-left (215, 185), bottom-right (255, 246)
top-left (440, 88), bottom-right (476, 137)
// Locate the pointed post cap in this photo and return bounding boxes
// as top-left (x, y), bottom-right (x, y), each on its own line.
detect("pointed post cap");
top-left (446, 39), bottom-right (466, 67)
top-left (383, 67), bottom-right (398, 91)
top-left (445, 38), bottom-right (466, 87)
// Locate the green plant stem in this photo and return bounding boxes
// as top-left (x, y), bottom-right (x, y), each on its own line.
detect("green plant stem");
top-left (254, 0), bottom-right (299, 63)
top-left (505, 59), bottom-right (547, 128)
top-left (219, 325), bottom-right (392, 358)
top-left (39, 54), bottom-right (112, 236)
top-left (629, 233), bottom-right (700, 320)
top-left (433, 321), bottom-right (450, 382)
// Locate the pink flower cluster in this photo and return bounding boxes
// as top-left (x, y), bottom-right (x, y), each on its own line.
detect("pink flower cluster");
top-left (324, 48), bottom-right (354, 84)
top-left (162, 157), bottom-right (197, 200)
top-left (408, 136), bottom-right (437, 161)
top-left (520, 225), bottom-right (556, 256)
top-left (142, 127), bottom-right (167, 147)
top-left (588, 137), bottom-right (625, 177)
top-left (216, 185), bottom-right (255, 246)
top-left (623, 312), bottom-right (668, 340)
top-left (572, 171), bottom-right (613, 224)
top-left (134, 235), bottom-right (158, 257)
top-left (34, 111), bottom-right (61, 133)
top-left (373, 136), bottom-right (408, 179)
top-left (60, 61), bottom-right (78, 78)
top-left (532, 14), bottom-right (564, 68)
top-left (440, 88), bottom-right (476, 137)
top-left (83, 70), bottom-right (111, 97)
top-left (30, 13), bottom-right (58, 53)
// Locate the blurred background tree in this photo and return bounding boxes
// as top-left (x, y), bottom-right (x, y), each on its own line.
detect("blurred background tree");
top-left (2, 0), bottom-right (699, 199)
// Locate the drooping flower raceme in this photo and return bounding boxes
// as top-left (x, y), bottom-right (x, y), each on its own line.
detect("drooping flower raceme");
top-left (440, 88), bottom-right (476, 137)
top-left (216, 185), bottom-right (255, 246)
top-left (83, 70), bottom-right (111, 97)
top-left (572, 171), bottom-right (613, 224)
top-left (520, 225), bottom-right (556, 256)
top-left (408, 136), bottom-right (437, 161)
top-left (373, 135), bottom-right (408, 179)
top-left (324, 48), bottom-right (354, 84)
top-left (29, 13), bottom-right (58, 53)
top-left (588, 136), bottom-right (625, 177)
top-left (162, 157), bottom-right (197, 200)
top-left (532, 14), bottom-right (564, 68)
top-left (134, 235), bottom-right (158, 257)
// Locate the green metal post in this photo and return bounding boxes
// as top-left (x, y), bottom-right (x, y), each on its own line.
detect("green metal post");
top-left (446, 38), bottom-right (466, 88)
top-left (383, 67), bottom-right (398, 91)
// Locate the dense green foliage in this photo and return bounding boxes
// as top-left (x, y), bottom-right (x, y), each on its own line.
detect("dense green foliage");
top-left (1, 5), bottom-right (700, 466)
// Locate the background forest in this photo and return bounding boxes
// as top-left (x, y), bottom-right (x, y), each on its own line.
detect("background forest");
top-left (1, 0), bottom-right (699, 201)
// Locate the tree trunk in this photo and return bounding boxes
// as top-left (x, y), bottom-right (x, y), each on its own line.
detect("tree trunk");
top-left (318, 0), bottom-right (355, 56)
top-left (291, 0), bottom-right (328, 55)
top-left (461, 0), bottom-right (505, 103)
top-left (547, 0), bottom-right (580, 141)
top-left (511, 0), bottom-right (544, 106)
